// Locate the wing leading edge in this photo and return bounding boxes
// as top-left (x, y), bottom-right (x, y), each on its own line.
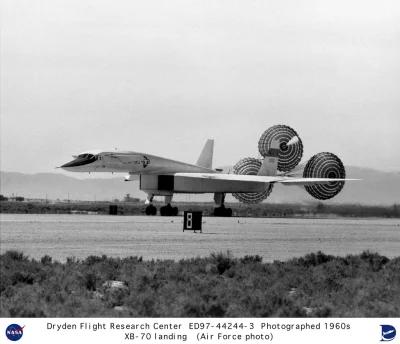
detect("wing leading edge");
top-left (174, 173), bottom-right (360, 186)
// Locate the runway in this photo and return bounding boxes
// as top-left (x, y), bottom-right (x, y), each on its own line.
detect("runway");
top-left (1, 214), bottom-right (399, 262)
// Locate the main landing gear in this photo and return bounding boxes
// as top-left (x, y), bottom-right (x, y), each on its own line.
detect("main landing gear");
top-left (145, 204), bottom-right (157, 215)
top-left (214, 193), bottom-right (232, 217)
top-left (214, 204), bottom-right (232, 217)
top-left (145, 195), bottom-right (179, 216)
top-left (145, 195), bottom-right (157, 215)
top-left (160, 203), bottom-right (178, 216)
top-left (160, 195), bottom-right (178, 216)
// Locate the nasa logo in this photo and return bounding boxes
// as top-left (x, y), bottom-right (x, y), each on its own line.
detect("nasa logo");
top-left (381, 325), bottom-right (396, 342)
top-left (5, 324), bottom-right (24, 341)
top-left (142, 156), bottom-right (150, 168)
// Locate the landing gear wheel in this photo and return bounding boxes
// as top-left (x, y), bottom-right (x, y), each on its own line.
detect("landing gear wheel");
top-left (214, 206), bottom-right (232, 217)
top-left (145, 205), bottom-right (157, 216)
top-left (160, 204), bottom-right (179, 216)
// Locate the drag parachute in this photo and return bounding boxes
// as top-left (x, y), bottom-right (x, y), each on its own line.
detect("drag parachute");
top-left (232, 124), bottom-right (346, 204)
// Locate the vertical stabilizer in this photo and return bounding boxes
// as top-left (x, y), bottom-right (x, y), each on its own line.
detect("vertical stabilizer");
top-left (196, 139), bottom-right (214, 169)
top-left (257, 139), bottom-right (279, 176)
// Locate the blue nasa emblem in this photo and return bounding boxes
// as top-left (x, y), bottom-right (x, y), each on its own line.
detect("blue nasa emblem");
top-left (381, 325), bottom-right (396, 341)
top-left (5, 324), bottom-right (24, 341)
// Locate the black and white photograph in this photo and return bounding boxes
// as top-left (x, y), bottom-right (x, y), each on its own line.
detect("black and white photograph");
top-left (1, 0), bottom-right (399, 343)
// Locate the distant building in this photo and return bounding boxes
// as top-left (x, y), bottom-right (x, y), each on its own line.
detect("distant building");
top-left (8, 196), bottom-right (24, 202)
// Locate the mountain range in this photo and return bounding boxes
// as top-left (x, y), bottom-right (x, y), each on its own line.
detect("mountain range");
top-left (1, 166), bottom-right (399, 205)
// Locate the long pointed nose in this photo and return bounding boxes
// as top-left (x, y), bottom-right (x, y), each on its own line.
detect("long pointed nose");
top-left (61, 155), bottom-right (98, 170)
top-left (61, 157), bottom-right (89, 168)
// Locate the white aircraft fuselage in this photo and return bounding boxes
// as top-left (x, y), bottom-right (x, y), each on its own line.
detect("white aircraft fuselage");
top-left (60, 133), bottom-right (358, 217)
top-left (61, 150), bottom-right (216, 175)
top-left (60, 148), bottom-right (272, 196)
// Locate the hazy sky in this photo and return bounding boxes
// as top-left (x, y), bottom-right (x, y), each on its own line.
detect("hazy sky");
top-left (1, 0), bottom-right (399, 175)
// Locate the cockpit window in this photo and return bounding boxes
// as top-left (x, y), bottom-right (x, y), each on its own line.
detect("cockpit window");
top-left (78, 154), bottom-right (96, 160)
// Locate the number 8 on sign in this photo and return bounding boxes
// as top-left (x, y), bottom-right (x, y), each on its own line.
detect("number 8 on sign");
top-left (187, 213), bottom-right (192, 228)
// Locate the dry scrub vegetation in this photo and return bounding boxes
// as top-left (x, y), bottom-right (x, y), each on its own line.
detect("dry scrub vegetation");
top-left (1, 250), bottom-right (399, 317)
